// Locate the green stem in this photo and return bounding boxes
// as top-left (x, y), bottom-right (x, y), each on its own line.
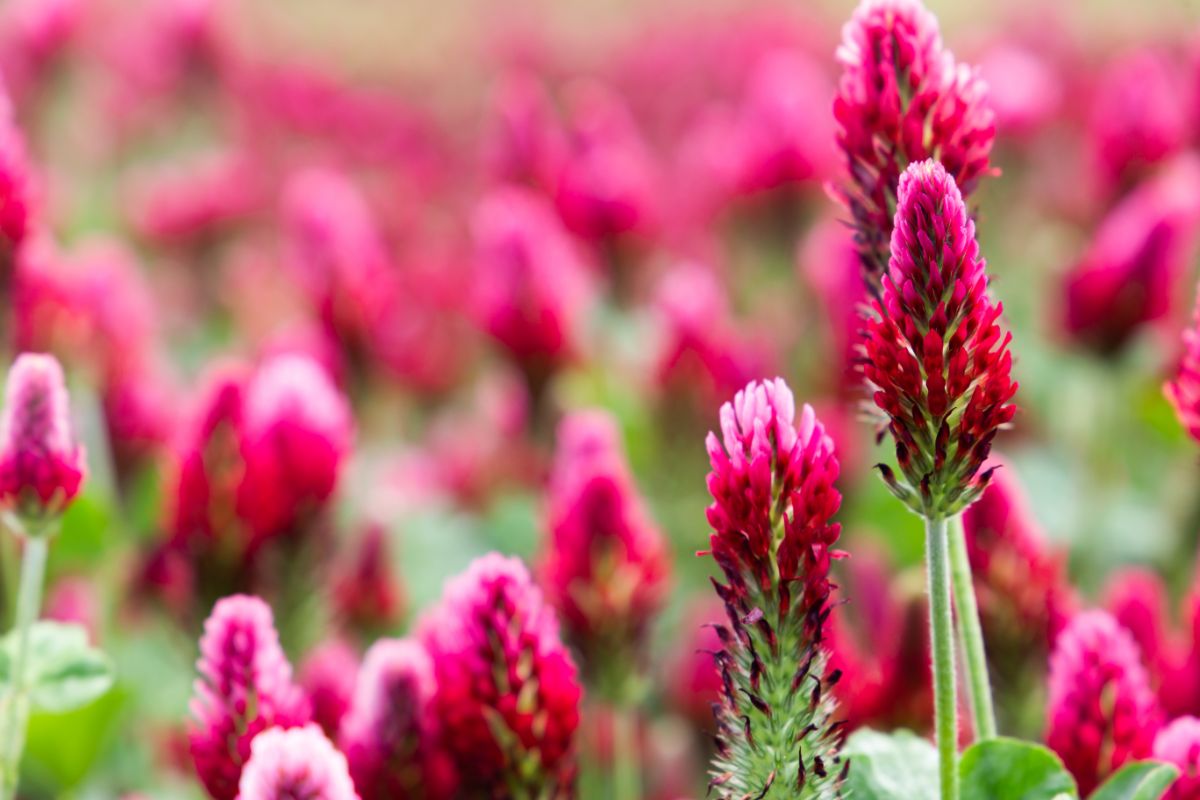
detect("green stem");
top-left (0, 534), bottom-right (48, 800)
top-left (612, 704), bottom-right (639, 800)
top-left (926, 516), bottom-right (958, 800)
top-left (948, 514), bottom-right (997, 741)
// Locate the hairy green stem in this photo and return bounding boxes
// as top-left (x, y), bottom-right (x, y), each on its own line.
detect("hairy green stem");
top-left (0, 535), bottom-right (48, 800)
top-left (925, 516), bottom-right (958, 800)
top-left (947, 514), bottom-right (997, 741)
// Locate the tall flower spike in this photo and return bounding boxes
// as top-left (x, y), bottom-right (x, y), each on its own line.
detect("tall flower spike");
top-left (1154, 716), bottom-right (1200, 800)
top-left (539, 410), bottom-right (670, 695)
top-left (861, 159), bottom-right (1017, 518)
top-left (833, 0), bottom-right (995, 288)
top-left (340, 638), bottom-right (456, 800)
top-left (702, 378), bottom-right (846, 798)
top-left (0, 353), bottom-right (85, 528)
top-left (189, 595), bottom-right (311, 800)
top-left (1045, 610), bottom-right (1161, 796)
top-left (419, 554), bottom-right (581, 798)
top-left (236, 724), bottom-right (359, 800)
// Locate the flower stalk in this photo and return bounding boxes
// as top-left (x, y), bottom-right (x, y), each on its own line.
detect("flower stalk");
top-left (0, 531), bottom-right (48, 800)
top-left (947, 514), bottom-right (996, 741)
top-left (926, 516), bottom-right (958, 800)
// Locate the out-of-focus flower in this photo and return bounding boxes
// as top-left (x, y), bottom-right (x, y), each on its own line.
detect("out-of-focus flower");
top-left (298, 640), bottom-right (359, 740)
top-left (1105, 569), bottom-right (1181, 693)
top-left (703, 378), bottom-right (846, 796)
top-left (798, 216), bottom-right (867, 398)
top-left (332, 523), bottom-right (402, 632)
top-left (540, 410), bottom-right (669, 692)
top-left (862, 160), bottom-right (1016, 517)
top-left (1062, 155), bottom-right (1200, 355)
top-left (44, 574), bottom-right (97, 642)
top-left (0, 353), bottom-right (85, 526)
top-left (1045, 610), bottom-right (1161, 796)
top-left (554, 82), bottom-right (659, 246)
top-left (1165, 282), bottom-right (1200, 442)
top-left (419, 554), bottom-right (581, 797)
top-left (483, 72), bottom-right (564, 189)
top-left (834, 0), bottom-right (995, 285)
top-left (0, 0), bottom-right (79, 106)
top-left (189, 595), bottom-right (311, 800)
top-left (340, 638), bottom-right (457, 800)
top-left (1154, 716), bottom-right (1200, 800)
top-left (236, 354), bottom-right (352, 545)
top-left (0, 101), bottom-right (32, 275)
top-left (963, 460), bottom-right (1073, 675)
top-left (236, 724), bottom-right (359, 800)
top-left (664, 597), bottom-right (725, 729)
top-left (471, 186), bottom-right (593, 391)
top-left (1088, 50), bottom-right (1189, 194)
top-left (977, 44), bottom-right (1061, 141)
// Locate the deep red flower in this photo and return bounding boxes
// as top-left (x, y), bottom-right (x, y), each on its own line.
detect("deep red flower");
top-left (189, 595), bottom-right (311, 800)
top-left (419, 554), bottom-right (581, 797)
top-left (861, 159), bottom-right (1016, 517)
top-left (332, 523), bottom-right (403, 632)
top-left (1045, 610), bottom-right (1161, 796)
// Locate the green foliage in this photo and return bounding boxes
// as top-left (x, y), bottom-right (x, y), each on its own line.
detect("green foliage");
top-left (842, 729), bottom-right (939, 799)
top-left (959, 738), bottom-right (1078, 800)
top-left (0, 622), bottom-right (114, 714)
top-left (1089, 761), bottom-right (1179, 800)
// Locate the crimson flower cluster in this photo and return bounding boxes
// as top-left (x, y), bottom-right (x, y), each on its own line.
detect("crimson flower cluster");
top-left (703, 377), bottom-right (846, 798)
top-left (419, 554), bottom-right (582, 798)
top-left (861, 159), bottom-right (1016, 518)
top-left (833, 0), bottom-right (995, 287)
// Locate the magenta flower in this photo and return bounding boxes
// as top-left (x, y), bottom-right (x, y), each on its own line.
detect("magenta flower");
top-left (0, 353), bottom-right (85, 525)
top-left (471, 186), bottom-right (593, 383)
top-left (189, 595), bottom-right (311, 800)
top-left (298, 640), bottom-right (359, 740)
top-left (419, 553), bottom-right (581, 796)
top-left (861, 160), bottom-right (1016, 517)
top-left (833, 0), bottom-right (995, 284)
top-left (1165, 281), bottom-right (1200, 442)
top-left (1045, 610), bottom-right (1161, 795)
top-left (540, 410), bottom-right (670, 684)
top-left (339, 638), bottom-right (457, 800)
top-left (236, 354), bottom-right (352, 544)
top-left (1154, 716), bottom-right (1200, 800)
top-left (483, 72), bottom-right (564, 190)
top-left (1105, 569), bottom-right (1180, 693)
top-left (236, 725), bottom-right (359, 800)
top-left (703, 378), bottom-right (846, 795)
top-left (332, 523), bottom-right (403, 633)
top-left (125, 151), bottom-right (263, 247)
top-left (1063, 155), bottom-right (1200, 355)
top-left (0, 103), bottom-right (30, 269)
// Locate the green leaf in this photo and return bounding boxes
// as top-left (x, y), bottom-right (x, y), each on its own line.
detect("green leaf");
top-left (960, 738), bottom-right (1079, 800)
top-left (843, 728), bottom-right (939, 799)
top-left (0, 622), bottom-right (114, 713)
top-left (1089, 761), bottom-right (1179, 800)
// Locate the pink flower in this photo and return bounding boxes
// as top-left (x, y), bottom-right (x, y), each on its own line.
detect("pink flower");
top-left (471, 186), bottom-right (593, 379)
top-left (298, 641), bottom-right (359, 740)
top-left (1166, 281), bottom-right (1200, 442)
top-left (797, 216), bottom-right (868, 398)
top-left (664, 597), bottom-right (725, 728)
top-left (482, 72), bottom-right (564, 189)
top-left (339, 638), bottom-right (457, 799)
top-left (1154, 716), bottom-right (1200, 800)
top-left (540, 410), bottom-right (670, 672)
top-left (862, 160), bottom-right (1016, 517)
top-left (1106, 569), bottom-right (1181, 694)
top-left (236, 355), bottom-right (353, 544)
top-left (332, 523), bottom-right (403, 632)
top-left (1045, 610), bottom-right (1161, 795)
top-left (420, 554), bottom-right (581, 796)
top-left (236, 725), bottom-right (359, 800)
top-left (189, 595), bottom-right (311, 800)
top-left (1063, 155), bottom-right (1200, 355)
top-left (0, 353), bottom-right (85, 523)
top-left (833, 0), bottom-right (994, 283)
top-left (125, 151), bottom-right (263, 247)
top-left (0, 93), bottom-right (31, 266)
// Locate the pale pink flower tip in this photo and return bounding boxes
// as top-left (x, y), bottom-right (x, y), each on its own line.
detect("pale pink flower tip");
top-left (1045, 610), bottom-right (1161, 795)
top-left (0, 353), bottom-right (85, 521)
top-left (1153, 716), bottom-right (1200, 800)
top-left (190, 595), bottom-right (311, 800)
top-left (236, 725), bottom-right (359, 800)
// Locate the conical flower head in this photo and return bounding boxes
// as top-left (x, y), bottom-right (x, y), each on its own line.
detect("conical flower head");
top-left (339, 638), bottom-right (456, 800)
top-left (420, 554), bottom-right (581, 798)
top-left (702, 378), bottom-right (846, 798)
top-left (540, 410), bottom-right (670, 685)
top-left (236, 725), bottom-right (359, 800)
top-left (1153, 716), bottom-right (1200, 800)
top-left (862, 159), bottom-right (1017, 518)
top-left (834, 0), bottom-right (995, 286)
top-left (189, 595), bottom-right (311, 800)
top-left (0, 353), bottom-right (85, 527)
top-left (1045, 610), bottom-right (1161, 796)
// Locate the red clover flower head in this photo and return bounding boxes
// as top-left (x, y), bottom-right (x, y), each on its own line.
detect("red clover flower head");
top-left (861, 159), bottom-right (1016, 518)
top-left (236, 724), bottom-right (359, 800)
top-left (1045, 610), bottom-right (1161, 796)
top-left (1154, 716), bottom-right (1200, 800)
top-left (0, 353), bottom-right (85, 528)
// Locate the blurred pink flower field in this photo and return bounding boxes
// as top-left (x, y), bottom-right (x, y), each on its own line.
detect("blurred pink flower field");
top-left (2, 0), bottom-right (1200, 797)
